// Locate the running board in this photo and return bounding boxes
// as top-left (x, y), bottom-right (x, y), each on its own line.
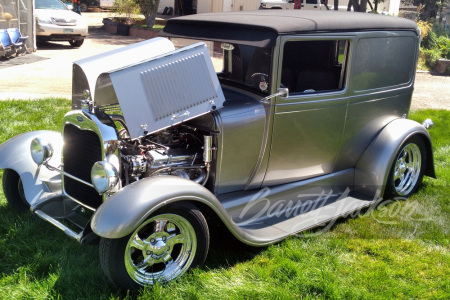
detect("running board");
top-left (236, 196), bottom-right (374, 244)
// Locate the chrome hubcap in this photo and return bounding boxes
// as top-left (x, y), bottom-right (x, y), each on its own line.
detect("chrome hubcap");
top-left (393, 143), bottom-right (421, 196)
top-left (125, 214), bottom-right (197, 286)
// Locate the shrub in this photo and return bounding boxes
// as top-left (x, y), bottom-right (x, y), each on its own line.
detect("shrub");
top-left (437, 35), bottom-right (450, 59)
top-left (419, 24), bottom-right (450, 69)
top-left (417, 20), bottom-right (432, 40)
top-left (113, 0), bottom-right (140, 25)
top-left (420, 48), bottom-right (442, 68)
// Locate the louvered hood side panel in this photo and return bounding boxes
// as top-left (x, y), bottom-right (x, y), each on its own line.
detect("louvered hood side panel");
top-left (108, 42), bottom-right (226, 138)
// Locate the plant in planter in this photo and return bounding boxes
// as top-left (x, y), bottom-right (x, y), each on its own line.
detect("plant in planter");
top-left (112, 0), bottom-right (141, 35)
top-left (113, 0), bottom-right (140, 24)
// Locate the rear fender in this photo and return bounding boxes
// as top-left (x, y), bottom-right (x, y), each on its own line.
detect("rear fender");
top-left (0, 131), bottom-right (63, 206)
top-left (355, 119), bottom-right (435, 198)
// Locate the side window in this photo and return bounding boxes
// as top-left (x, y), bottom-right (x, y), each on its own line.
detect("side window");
top-left (280, 40), bottom-right (349, 94)
top-left (352, 37), bottom-right (416, 91)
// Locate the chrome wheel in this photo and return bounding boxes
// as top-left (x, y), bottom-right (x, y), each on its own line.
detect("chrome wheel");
top-left (392, 143), bottom-right (422, 196)
top-left (124, 213), bottom-right (197, 286)
top-left (100, 203), bottom-right (209, 290)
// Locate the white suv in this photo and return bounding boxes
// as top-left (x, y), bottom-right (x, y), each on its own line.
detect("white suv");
top-left (35, 0), bottom-right (88, 47)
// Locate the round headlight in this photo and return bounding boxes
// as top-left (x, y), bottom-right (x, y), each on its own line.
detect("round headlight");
top-left (91, 161), bottom-right (119, 194)
top-left (30, 138), bottom-right (53, 165)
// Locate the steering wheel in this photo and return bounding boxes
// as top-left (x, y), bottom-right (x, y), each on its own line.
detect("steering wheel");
top-left (249, 73), bottom-right (269, 92)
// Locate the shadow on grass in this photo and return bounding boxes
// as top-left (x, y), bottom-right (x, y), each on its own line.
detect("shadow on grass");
top-left (206, 222), bottom-right (265, 270)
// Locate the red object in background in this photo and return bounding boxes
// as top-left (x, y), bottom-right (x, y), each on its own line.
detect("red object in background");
top-left (294, 0), bottom-right (301, 9)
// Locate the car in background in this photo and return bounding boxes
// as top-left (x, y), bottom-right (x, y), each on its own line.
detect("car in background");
top-left (35, 0), bottom-right (88, 47)
top-left (63, 1), bottom-right (74, 10)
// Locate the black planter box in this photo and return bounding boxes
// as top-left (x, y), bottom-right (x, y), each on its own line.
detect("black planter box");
top-left (117, 23), bottom-right (130, 36)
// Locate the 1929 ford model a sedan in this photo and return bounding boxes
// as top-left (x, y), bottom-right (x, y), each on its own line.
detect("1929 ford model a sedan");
top-left (0, 11), bottom-right (435, 289)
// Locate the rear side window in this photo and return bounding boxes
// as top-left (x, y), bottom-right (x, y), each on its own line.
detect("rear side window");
top-left (352, 37), bottom-right (416, 91)
top-left (280, 40), bottom-right (349, 94)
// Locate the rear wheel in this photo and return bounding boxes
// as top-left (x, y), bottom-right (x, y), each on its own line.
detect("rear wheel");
top-left (69, 39), bottom-right (84, 47)
top-left (99, 203), bottom-right (209, 290)
top-left (384, 136), bottom-right (426, 199)
top-left (2, 169), bottom-right (29, 212)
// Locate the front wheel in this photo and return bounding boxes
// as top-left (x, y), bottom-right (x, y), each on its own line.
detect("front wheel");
top-left (99, 203), bottom-right (209, 290)
top-left (384, 136), bottom-right (426, 199)
top-left (69, 39), bottom-right (84, 47)
top-left (2, 169), bottom-right (29, 212)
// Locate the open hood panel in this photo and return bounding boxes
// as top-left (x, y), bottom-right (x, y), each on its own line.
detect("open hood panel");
top-left (74, 38), bottom-right (225, 139)
top-left (106, 42), bottom-right (225, 138)
top-left (73, 38), bottom-right (176, 105)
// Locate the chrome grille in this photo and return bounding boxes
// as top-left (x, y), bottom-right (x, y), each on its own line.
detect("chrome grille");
top-left (63, 124), bottom-right (103, 208)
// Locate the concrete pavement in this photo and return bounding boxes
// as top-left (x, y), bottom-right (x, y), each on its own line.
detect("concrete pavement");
top-left (0, 13), bottom-right (145, 100)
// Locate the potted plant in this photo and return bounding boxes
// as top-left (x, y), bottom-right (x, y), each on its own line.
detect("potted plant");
top-left (112, 0), bottom-right (140, 35)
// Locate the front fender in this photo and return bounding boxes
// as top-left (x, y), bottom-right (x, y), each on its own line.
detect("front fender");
top-left (0, 131), bottom-right (63, 206)
top-left (355, 118), bottom-right (435, 198)
top-left (92, 176), bottom-right (238, 239)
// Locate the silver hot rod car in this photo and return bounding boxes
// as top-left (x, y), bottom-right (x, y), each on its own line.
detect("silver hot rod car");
top-left (0, 11), bottom-right (435, 289)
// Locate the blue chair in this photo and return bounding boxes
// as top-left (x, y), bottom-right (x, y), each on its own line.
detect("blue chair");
top-left (0, 29), bottom-right (15, 58)
top-left (6, 28), bottom-right (28, 55)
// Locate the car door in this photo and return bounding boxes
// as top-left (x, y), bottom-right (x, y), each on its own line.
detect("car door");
top-left (263, 36), bottom-right (352, 186)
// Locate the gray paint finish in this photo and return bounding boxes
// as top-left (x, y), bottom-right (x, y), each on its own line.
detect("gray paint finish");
top-left (0, 131), bottom-right (63, 205)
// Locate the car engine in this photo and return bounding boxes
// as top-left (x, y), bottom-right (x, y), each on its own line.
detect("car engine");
top-left (116, 123), bottom-right (212, 187)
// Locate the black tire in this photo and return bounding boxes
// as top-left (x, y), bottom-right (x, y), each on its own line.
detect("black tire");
top-left (69, 39), bottom-right (84, 47)
top-left (80, 3), bottom-right (88, 12)
top-left (384, 136), bottom-right (426, 199)
top-left (2, 169), bottom-right (29, 212)
top-left (99, 202), bottom-right (209, 290)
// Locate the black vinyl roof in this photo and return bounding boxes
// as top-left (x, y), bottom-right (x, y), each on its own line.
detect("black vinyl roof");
top-left (160, 10), bottom-right (419, 47)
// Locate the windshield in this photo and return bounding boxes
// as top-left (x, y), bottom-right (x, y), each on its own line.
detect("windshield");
top-left (170, 38), bottom-right (273, 94)
top-left (36, 0), bottom-right (69, 10)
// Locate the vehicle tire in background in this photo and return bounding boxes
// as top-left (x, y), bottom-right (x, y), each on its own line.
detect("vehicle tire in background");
top-left (384, 136), bottom-right (426, 199)
top-left (69, 39), bottom-right (84, 47)
top-left (80, 3), bottom-right (88, 12)
top-left (2, 169), bottom-right (29, 212)
top-left (99, 202), bottom-right (209, 289)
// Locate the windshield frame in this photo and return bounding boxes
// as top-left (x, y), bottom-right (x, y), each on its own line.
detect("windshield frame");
top-left (169, 37), bottom-right (274, 95)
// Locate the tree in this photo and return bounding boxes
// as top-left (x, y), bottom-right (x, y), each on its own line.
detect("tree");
top-left (402, 0), bottom-right (450, 20)
top-left (137, 0), bottom-right (161, 28)
top-left (347, 0), bottom-right (368, 12)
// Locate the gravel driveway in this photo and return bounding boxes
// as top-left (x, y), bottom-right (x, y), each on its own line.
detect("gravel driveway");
top-left (411, 72), bottom-right (450, 110)
top-left (0, 13), bottom-right (448, 110)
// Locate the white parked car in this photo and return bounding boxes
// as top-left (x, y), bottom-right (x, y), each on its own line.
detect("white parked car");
top-left (35, 0), bottom-right (88, 47)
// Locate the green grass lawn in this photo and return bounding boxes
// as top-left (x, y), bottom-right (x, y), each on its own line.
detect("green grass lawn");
top-left (0, 100), bottom-right (448, 299)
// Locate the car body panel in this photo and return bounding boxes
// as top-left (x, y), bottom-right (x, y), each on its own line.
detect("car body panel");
top-left (0, 131), bottom-right (63, 205)
top-left (355, 118), bottom-right (436, 197)
top-left (72, 37), bottom-right (175, 108)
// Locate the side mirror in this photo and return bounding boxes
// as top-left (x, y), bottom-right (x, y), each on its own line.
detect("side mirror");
top-left (260, 88), bottom-right (289, 104)
top-left (277, 87), bottom-right (289, 98)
